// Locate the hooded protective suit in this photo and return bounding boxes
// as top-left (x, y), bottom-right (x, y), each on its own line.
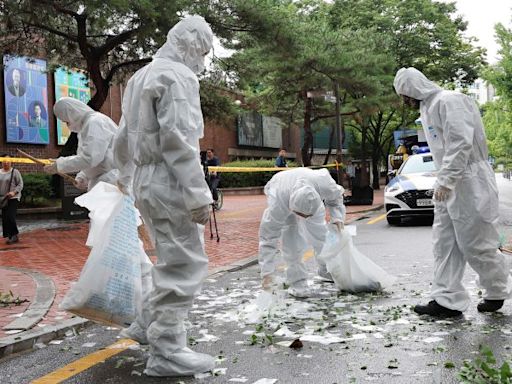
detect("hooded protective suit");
top-left (394, 67), bottom-right (511, 311)
top-left (113, 15), bottom-right (215, 376)
top-left (50, 98), bottom-right (118, 190)
top-left (259, 168), bottom-right (345, 292)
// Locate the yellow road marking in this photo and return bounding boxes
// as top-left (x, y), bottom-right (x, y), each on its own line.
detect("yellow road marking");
top-left (31, 339), bottom-right (136, 384)
top-left (276, 249), bottom-right (314, 272)
top-left (367, 213), bottom-right (387, 225)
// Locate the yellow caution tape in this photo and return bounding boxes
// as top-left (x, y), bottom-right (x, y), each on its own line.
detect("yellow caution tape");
top-left (0, 156), bottom-right (52, 165)
top-left (208, 163), bottom-right (340, 173)
top-left (0, 157), bottom-right (342, 172)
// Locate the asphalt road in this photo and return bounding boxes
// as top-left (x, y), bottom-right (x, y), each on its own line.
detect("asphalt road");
top-left (1, 175), bottom-right (512, 384)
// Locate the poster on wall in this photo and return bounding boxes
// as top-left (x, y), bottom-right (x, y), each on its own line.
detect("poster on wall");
top-left (237, 111), bottom-right (263, 147)
top-left (54, 67), bottom-right (91, 145)
top-left (262, 116), bottom-right (283, 148)
top-left (3, 55), bottom-right (49, 144)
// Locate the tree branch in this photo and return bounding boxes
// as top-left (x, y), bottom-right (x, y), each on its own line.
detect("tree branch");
top-left (36, 0), bottom-right (80, 18)
top-left (25, 21), bottom-right (78, 42)
top-left (97, 27), bottom-right (141, 56)
top-left (105, 58), bottom-right (152, 83)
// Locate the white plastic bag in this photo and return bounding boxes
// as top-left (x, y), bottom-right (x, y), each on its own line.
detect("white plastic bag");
top-left (60, 182), bottom-right (149, 327)
top-left (319, 225), bottom-right (395, 293)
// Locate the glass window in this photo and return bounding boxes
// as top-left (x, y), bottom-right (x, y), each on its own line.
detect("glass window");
top-left (399, 155), bottom-right (437, 174)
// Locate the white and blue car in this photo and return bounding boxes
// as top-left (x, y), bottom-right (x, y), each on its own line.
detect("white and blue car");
top-left (384, 153), bottom-right (438, 225)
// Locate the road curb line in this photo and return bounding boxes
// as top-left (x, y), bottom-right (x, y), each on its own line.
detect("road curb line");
top-left (0, 317), bottom-right (90, 359)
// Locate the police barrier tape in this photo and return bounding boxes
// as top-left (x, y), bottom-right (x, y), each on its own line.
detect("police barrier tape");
top-left (207, 163), bottom-right (341, 173)
top-left (0, 156), bottom-right (342, 172)
top-left (0, 156), bottom-right (52, 165)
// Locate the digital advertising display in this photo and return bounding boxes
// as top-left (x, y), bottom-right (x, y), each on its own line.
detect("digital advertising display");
top-left (3, 55), bottom-right (49, 144)
top-left (54, 67), bottom-right (91, 145)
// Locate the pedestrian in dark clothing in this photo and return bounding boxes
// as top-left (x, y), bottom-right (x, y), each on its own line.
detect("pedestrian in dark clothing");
top-left (0, 158), bottom-right (23, 244)
top-left (206, 148), bottom-right (221, 202)
top-left (275, 149), bottom-right (288, 168)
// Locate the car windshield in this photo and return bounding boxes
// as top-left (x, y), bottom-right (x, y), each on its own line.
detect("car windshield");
top-left (399, 155), bottom-right (437, 175)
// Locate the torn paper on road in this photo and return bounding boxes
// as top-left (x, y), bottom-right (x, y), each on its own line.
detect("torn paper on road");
top-left (61, 182), bottom-right (152, 328)
top-left (319, 225), bottom-right (395, 292)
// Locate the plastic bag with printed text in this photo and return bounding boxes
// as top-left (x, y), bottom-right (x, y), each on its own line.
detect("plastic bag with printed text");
top-left (60, 182), bottom-right (152, 327)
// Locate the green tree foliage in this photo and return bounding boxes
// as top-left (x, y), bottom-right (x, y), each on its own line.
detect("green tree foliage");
top-left (226, 0), bottom-right (394, 166)
top-left (483, 20), bottom-right (512, 166)
top-left (328, 0), bottom-right (485, 188)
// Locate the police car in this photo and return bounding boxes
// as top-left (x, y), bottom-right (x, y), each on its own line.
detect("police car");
top-left (384, 152), bottom-right (437, 225)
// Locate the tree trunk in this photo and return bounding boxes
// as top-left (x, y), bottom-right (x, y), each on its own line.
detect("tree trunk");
top-left (323, 125), bottom-right (335, 165)
top-left (301, 93), bottom-right (314, 166)
top-left (371, 151), bottom-right (380, 190)
top-left (360, 119), bottom-right (370, 187)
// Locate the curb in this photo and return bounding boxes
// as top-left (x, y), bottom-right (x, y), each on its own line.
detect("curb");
top-left (2, 267), bottom-right (56, 331)
top-left (0, 317), bottom-right (90, 359)
top-left (347, 203), bottom-right (384, 215)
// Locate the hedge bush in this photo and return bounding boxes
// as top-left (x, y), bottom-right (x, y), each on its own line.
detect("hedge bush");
top-left (218, 159), bottom-right (297, 188)
top-left (20, 173), bottom-right (53, 205)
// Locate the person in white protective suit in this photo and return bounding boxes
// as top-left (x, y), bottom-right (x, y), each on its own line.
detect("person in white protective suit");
top-left (43, 98), bottom-right (118, 190)
top-left (113, 15), bottom-right (215, 377)
top-left (394, 67), bottom-right (511, 317)
top-left (259, 167), bottom-right (346, 298)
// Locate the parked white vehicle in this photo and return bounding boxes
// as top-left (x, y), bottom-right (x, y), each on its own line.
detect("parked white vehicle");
top-left (384, 153), bottom-right (438, 225)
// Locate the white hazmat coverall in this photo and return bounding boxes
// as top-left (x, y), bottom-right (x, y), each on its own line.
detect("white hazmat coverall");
top-left (114, 15), bottom-right (214, 377)
top-left (51, 97), bottom-right (118, 190)
top-left (394, 67), bottom-right (511, 311)
top-left (259, 168), bottom-right (345, 292)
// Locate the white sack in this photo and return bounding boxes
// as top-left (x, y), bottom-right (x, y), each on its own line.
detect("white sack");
top-left (60, 182), bottom-right (151, 327)
top-left (319, 225), bottom-right (395, 293)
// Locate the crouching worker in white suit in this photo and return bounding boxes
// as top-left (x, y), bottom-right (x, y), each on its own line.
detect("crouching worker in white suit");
top-left (113, 15), bottom-right (215, 377)
top-left (43, 97), bottom-right (118, 190)
top-left (259, 168), bottom-right (346, 298)
top-left (394, 67), bottom-right (511, 317)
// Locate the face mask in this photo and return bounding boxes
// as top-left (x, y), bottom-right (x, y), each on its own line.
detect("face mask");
top-left (67, 121), bottom-right (81, 133)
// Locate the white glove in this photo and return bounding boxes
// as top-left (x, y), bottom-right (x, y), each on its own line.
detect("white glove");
top-left (190, 205), bottom-right (210, 225)
top-left (333, 221), bottom-right (344, 232)
top-left (74, 175), bottom-right (88, 190)
top-left (434, 184), bottom-right (451, 202)
top-left (43, 162), bottom-right (58, 175)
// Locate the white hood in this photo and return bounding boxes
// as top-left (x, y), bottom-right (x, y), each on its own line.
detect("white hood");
top-left (154, 15), bottom-right (213, 74)
top-left (393, 67), bottom-right (442, 101)
top-left (54, 97), bottom-right (96, 133)
top-left (289, 184), bottom-right (322, 216)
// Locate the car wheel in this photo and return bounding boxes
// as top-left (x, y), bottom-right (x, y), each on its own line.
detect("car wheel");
top-left (387, 216), bottom-right (401, 225)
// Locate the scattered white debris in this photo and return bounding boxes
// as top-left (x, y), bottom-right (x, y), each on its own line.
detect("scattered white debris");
top-left (229, 378), bottom-right (248, 383)
top-left (252, 379), bottom-right (278, 384)
top-left (49, 340), bottom-right (64, 345)
top-left (423, 336), bottom-right (444, 344)
top-left (130, 370), bottom-right (142, 376)
top-left (4, 329), bottom-right (23, 334)
top-left (81, 342), bottom-right (97, 348)
top-left (34, 342), bottom-right (46, 349)
top-left (213, 368), bottom-right (227, 376)
top-left (194, 372), bottom-right (211, 379)
top-left (196, 329), bottom-right (219, 343)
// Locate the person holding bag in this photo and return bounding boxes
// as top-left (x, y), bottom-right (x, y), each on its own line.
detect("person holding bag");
top-left (0, 157), bottom-right (23, 244)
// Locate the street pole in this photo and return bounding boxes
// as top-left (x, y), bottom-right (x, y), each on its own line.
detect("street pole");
top-left (334, 81), bottom-right (343, 185)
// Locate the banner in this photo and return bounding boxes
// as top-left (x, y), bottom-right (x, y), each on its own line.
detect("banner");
top-left (3, 56), bottom-right (49, 144)
top-left (262, 116), bottom-right (283, 148)
top-left (54, 67), bottom-right (91, 145)
top-left (237, 111), bottom-right (263, 147)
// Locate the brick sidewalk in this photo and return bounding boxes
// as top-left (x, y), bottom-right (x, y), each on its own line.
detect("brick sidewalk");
top-left (0, 189), bottom-right (384, 338)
